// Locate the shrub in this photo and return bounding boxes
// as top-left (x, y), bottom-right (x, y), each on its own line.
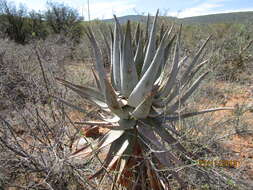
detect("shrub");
top-left (45, 1), bottom-right (84, 43)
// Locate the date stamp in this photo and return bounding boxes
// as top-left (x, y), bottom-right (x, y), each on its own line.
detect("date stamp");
top-left (198, 160), bottom-right (240, 167)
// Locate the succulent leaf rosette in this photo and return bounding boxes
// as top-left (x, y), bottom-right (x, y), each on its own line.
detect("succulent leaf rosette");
top-left (57, 10), bottom-right (232, 190)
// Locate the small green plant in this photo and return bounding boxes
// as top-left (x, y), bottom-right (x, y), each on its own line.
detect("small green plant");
top-left (57, 11), bottom-right (232, 189)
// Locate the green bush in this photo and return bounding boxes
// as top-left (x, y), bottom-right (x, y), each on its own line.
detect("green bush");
top-left (0, 0), bottom-right (50, 44)
top-left (45, 1), bottom-right (84, 43)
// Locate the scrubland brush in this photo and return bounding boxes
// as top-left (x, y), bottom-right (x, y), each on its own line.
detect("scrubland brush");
top-left (56, 10), bottom-right (233, 189)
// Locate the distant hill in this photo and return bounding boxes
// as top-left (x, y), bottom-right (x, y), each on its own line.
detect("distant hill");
top-left (103, 11), bottom-right (253, 24)
top-left (180, 11), bottom-right (253, 24)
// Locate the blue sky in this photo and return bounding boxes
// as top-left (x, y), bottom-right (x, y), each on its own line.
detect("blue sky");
top-left (11, 0), bottom-right (253, 20)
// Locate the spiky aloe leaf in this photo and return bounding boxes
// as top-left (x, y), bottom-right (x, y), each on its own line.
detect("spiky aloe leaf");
top-left (113, 15), bottom-right (123, 42)
top-left (141, 10), bottom-right (159, 75)
top-left (165, 71), bottom-right (209, 115)
top-left (134, 31), bottom-right (144, 77)
top-left (159, 23), bottom-right (165, 43)
top-left (112, 19), bottom-right (121, 90)
top-left (99, 113), bottom-right (120, 123)
top-left (182, 59), bottom-right (209, 88)
top-left (115, 138), bottom-right (134, 184)
top-left (85, 27), bottom-right (107, 93)
top-left (137, 123), bottom-right (182, 165)
top-left (154, 56), bottom-right (189, 107)
top-left (153, 83), bottom-right (180, 108)
top-left (55, 78), bottom-right (109, 110)
top-left (89, 134), bottom-right (132, 179)
top-left (99, 26), bottom-right (110, 58)
top-left (120, 21), bottom-right (138, 97)
top-left (107, 134), bottom-right (132, 170)
top-left (159, 26), bottom-right (182, 98)
top-left (133, 22), bottom-right (141, 47)
top-left (128, 26), bottom-right (170, 107)
top-left (95, 130), bottom-right (125, 153)
top-left (180, 36), bottom-right (211, 85)
top-left (71, 130), bottom-right (125, 159)
top-left (143, 118), bottom-right (188, 154)
top-left (131, 92), bottom-right (154, 119)
top-left (144, 13), bottom-right (150, 43)
top-left (104, 79), bottom-right (129, 119)
top-left (56, 78), bottom-right (104, 101)
top-left (91, 68), bottom-right (101, 90)
top-left (164, 107), bottom-right (234, 121)
top-left (52, 95), bottom-right (90, 115)
top-left (155, 25), bottom-right (175, 83)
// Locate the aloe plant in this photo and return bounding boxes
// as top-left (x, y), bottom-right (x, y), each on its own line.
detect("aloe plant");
top-left (57, 11), bottom-right (232, 189)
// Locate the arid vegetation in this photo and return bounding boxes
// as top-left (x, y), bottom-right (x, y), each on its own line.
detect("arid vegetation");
top-left (0, 1), bottom-right (252, 190)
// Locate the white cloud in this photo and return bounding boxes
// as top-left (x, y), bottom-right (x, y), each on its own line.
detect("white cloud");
top-left (168, 4), bottom-right (253, 18)
top-left (169, 3), bottom-right (223, 18)
top-left (87, 1), bottom-right (136, 20)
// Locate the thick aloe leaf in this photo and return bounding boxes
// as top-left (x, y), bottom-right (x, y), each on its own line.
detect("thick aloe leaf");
top-left (165, 71), bottom-right (209, 114)
top-left (96, 130), bottom-right (125, 153)
top-left (109, 24), bottom-right (114, 45)
top-left (72, 130), bottom-right (124, 158)
top-left (56, 78), bottom-right (104, 101)
top-left (120, 21), bottom-right (138, 97)
top-left (143, 118), bottom-right (188, 154)
top-left (153, 82), bottom-right (180, 108)
top-left (182, 59), bottom-right (208, 87)
top-left (113, 15), bottom-right (123, 42)
top-left (55, 78), bottom-right (109, 110)
top-left (89, 135), bottom-right (128, 179)
top-left (141, 10), bottom-right (159, 75)
top-left (128, 26), bottom-right (170, 107)
top-left (115, 138), bottom-right (134, 184)
top-left (159, 26), bottom-right (181, 98)
top-left (100, 26), bottom-right (110, 57)
top-left (137, 123), bottom-right (182, 165)
top-left (155, 27), bottom-right (175, 83)
top-left (181, 36), bottom-right (211, 85)
top-left (144, 13), bottom-right (150, 43)
top-left (104, 79), bottom-right (129, 119)
top-left (91, 68), bottom-right (101, 90)
top-left (164, 32), bottom-right (176, 61)
top-left (107, 135), bottom-right (131, 169)
top-left (134, 32), bottom-right (144, 77)
top-left (159, 23), bottom-right (165, 43)
top-left (155, 56), bottom-right (188, 106)
top-left (100, 114), bottom-right (120, 123)
top-left (154, 34), bottom-right (177, 89)
top-left (164, 107), bottom-right (234, 121)
top-left (112, 21), bottom-right (121, 90)
top-left (133, 22), bottom-right (141, 47)
top-left (131, 93), bottom-right (153, 119)
top-left (52, 96), bottom-right (89, 115)
top-left (85, 27), bottom-right (107, 93)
